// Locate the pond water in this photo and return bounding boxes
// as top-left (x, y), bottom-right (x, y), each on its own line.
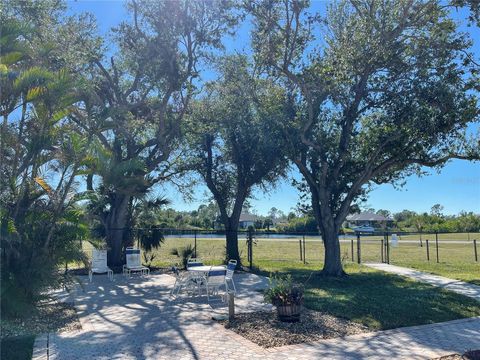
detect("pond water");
top-left (163, 233), bottom-right (358, 240)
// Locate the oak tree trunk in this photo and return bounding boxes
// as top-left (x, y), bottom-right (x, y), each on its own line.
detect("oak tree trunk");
top-left (216, 191), bottom-right (245, 265)
top-left (225, 227), bottom-right (241, 263)
top-left (311, 190), bottom-right (346, 277)
top-left (321, 224), bottom-right (345, 276)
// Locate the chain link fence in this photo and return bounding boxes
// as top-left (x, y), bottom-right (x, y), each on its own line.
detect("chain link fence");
top-left (79, 229), bottom-right (479, 270)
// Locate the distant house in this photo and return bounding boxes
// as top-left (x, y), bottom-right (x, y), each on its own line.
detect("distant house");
top-left (239, 212), bottom-right (256, 229)
top-left (346, 212), bottom-right (392, 229)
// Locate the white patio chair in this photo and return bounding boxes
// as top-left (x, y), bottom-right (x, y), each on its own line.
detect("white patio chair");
top-left (187, 258), bottom-right (204, 268)
top-left (89, 249), bottom-right (113, 282)
top-left (225, 260), bottom-right (237, 294)
top-left (170, 266), bottom-right (194, 297)
top-left (123, 247), bottom-right (150, 277)
top-left (187, 258), bottom-right (208, 295)
top-left (206, 268), bottom-right (227, 302)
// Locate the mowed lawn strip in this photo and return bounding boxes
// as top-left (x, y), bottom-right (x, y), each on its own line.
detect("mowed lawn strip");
top-left (252, 263), bottom-right (480, 330)
top-left (389, 260), bottom-right (480, 286)
top-left (385, 242), bottom-right (480, 285)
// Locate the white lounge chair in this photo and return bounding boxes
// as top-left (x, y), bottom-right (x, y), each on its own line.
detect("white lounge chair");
top-left (89, 249), bottom-right (113, 282)
top-left (123, 247), bottom-right (150, 277)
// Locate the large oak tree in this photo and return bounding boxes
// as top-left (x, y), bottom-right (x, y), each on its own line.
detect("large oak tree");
top-left (248, 0), bottom-right (480, 275)
top-left (186, 56), bottom-right (289, 262)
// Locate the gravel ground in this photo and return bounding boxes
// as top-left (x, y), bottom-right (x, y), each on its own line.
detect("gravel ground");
top-left (1, 300), bottom-right (81, 338)
top-left (433, 350), bottom-right (480, 360)
top-left (221, 308), bottom-right (369, 348)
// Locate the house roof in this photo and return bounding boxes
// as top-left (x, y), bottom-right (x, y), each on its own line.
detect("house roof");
top-left (346, 212), bottom-right (388, 221)
top-left (239, 213), bottom-right (256, 222)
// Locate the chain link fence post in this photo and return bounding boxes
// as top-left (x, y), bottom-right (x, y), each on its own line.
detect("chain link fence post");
top-left (474, 239), bottom-right (478, 262)
top-left (299, 239), bottom-right (303, 261)
top-left (247, 228), bottom-right (254, 270)
top-left (351, 238), bottom-right (354, 262)
top-left (426, 239), bottom-right (430, 261)
top-left (386, 231), bottom-right (390, 264)
top-left (381, 236), bottom-right (385, 263)
top-left (303, 232), bottom-right (306, 264)
top-left (194, 229), bottom-right (197, 258)
top-left (356, 232), bottom-right (361, 264)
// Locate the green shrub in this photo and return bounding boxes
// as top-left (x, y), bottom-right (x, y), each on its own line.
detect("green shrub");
top-left (1, 208), bottom-right (88, 318)
top-left (264, 274), bottom-right (304, 306)
top-left (170, 244), bottom-right (197, 269)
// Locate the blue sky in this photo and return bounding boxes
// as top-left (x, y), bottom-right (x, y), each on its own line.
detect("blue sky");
top-left (66, 0), bottom-right (480, 216)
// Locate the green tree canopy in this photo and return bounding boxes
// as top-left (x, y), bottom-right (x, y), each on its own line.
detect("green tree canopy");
top-left (186, 55), bottom-right (290, 262)
top-left (75, 0), bottom-right (237, 266)
top-left (248, 0), bottom-right (480, 275)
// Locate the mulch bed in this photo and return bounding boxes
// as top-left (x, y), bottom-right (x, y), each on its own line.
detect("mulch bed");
top-left (434, 350), bottom-right (480, 360)
top-left (1, 300), bottom-right (81, 338)
top-left (220, 308), bottom-right (369, 348)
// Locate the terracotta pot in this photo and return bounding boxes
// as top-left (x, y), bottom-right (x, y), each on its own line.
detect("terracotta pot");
top-left (276, 304), bottom-right (302, 322)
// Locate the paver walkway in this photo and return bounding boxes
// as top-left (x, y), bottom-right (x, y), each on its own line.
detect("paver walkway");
top-left (365, 263), bottom-right (480, 300)
top-left (33, 272), bottom-right (480, 360)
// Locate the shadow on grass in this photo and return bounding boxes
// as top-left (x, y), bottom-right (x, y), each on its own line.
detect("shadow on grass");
top-left (251, 265), bottom-right (480, 331)
top-left (1, 335), bottom-right (34, 360)
top-left (469, 279), bottom-right (480, 286)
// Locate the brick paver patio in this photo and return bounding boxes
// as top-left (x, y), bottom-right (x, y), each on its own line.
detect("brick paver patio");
top-left (33, 272), bottom-right (480, 360)
top-left (365, 263), bottom-right (480, 300)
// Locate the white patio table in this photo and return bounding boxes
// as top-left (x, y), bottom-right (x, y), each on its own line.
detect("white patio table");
top-left (187, 265), bottom-right (226, 274)
top-left (186, 265), bottom-right (226, 296)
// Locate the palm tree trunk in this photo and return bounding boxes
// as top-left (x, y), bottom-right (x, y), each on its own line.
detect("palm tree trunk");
top-left (106, 194), bottom-right (131, 268)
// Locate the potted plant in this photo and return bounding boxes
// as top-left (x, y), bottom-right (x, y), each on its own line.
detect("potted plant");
top-left (264, 274), bottom-right (304, 322)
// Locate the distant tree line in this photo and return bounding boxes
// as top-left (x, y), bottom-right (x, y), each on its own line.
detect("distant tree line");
top-left (132, 202), bottom-right (480, 234)
top-left (391, 207), bottom-right (480, 233)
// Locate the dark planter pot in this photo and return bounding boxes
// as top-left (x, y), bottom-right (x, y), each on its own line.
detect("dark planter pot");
top-left (276, 304), bottom-right (302, 322)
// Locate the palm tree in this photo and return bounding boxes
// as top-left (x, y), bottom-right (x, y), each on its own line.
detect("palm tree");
top-left (1, 19), bottom-right (90, 316)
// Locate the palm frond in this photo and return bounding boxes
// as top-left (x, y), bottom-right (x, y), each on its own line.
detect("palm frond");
top-left (13, 66), bottom-right (53, 92)
top-left (0, 51), bottom-right (24, 66)
top-left (34, 176), bottom-right (52, 194)
top-left (26, 86), bottom-right (47, 101)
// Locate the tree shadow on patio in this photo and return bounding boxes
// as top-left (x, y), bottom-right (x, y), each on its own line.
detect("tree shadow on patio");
top-left (47, 272), bottom-right (271, 359)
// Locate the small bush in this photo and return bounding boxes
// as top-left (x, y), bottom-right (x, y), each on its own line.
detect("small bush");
top-left (170, 244), bottom-right (197, 269)
top-left (264, 274), bottom-right (304, 306)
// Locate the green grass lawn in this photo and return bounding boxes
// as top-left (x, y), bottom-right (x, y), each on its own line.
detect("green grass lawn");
top-left (1, 335), bottom-right (34, 360)
top-left (80, 233), bottom-right (479, 285)
top-left (385, 242), bottom-right (480, 285)
top-left (131, 234), bottom-right (478, 330)
top-left (252, 262), bottom-right (480, 330)
top-left (389, 260), bottom-right (480, 286)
